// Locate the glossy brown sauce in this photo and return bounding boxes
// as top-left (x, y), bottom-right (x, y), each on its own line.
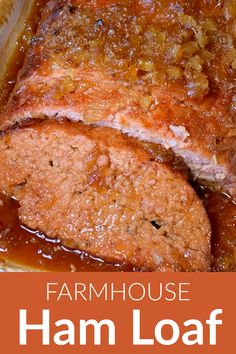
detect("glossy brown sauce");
top-left (0, 0), bottom-right (235, 272)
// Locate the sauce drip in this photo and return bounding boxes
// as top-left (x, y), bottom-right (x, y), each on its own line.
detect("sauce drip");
top-left (204, 192), bottom-right (236, 272)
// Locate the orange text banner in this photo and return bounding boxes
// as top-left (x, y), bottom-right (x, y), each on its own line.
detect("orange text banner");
top-left (0, 273), bottom-right (235, 353)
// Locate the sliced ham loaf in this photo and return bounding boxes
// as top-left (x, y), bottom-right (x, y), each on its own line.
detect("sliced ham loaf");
top-left (0, 120), bottom-right (211, 271)
top-left (0, 0), bottom-right (235, 197)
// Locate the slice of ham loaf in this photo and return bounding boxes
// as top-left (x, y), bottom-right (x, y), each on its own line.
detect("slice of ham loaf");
top-left (0, 120), bottom-right (211, 271)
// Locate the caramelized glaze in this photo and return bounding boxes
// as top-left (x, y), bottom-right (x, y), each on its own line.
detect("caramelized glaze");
top-left (36, 0), bottom-right (236, 99)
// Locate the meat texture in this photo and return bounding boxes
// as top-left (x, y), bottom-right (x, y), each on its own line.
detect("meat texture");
top-left (0, 120), bottom-right (211, 271)
top-left (0, 0), bottom-right (235, 197)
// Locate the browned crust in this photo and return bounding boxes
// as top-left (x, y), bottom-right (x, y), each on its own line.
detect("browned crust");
top-left (0, 0), bottom-right (235, 196)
